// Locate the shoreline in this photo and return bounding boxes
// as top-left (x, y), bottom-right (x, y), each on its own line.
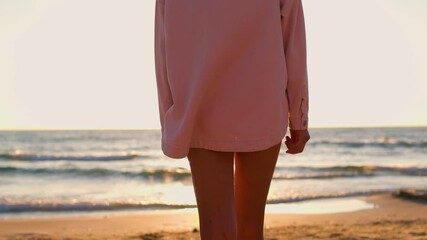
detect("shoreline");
top-left (0, 193), bottom-right (426, 239)
top-left (0, 194), bottom-right (378, 220)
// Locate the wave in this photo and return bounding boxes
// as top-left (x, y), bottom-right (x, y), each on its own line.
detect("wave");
top-left (1, 165), bottom-right (426, 181)
top-left (0, 189), bottom-right (405, 214)
top-left (0, 201), bottom-right (196, 214)
top-left (273, 172), bottom-right (375, 179)
top-left (0, 166), bottom-right (192, 181)
top-left (311, 137), bottom-right (427, 148)
top-left (275, 165), bottom-right (427, 178)
top-left (325, 165), bottom-right (427, 176)
top-left (0, 150), bottom-right (141, 161)
top-left (266, 189), bottom-right (394, 204)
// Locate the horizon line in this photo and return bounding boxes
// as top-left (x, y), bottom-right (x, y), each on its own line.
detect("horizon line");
top-left (0, 124), bottom-right (426, 131)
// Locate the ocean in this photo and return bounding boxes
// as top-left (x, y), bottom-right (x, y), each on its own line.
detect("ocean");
top-left (0, 127), bottom-right (426, 218)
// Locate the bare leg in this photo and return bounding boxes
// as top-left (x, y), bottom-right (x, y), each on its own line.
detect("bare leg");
top-left (234, 141), bottom-right (282, 240)
top-left (187, 148), bottom-right (237, 240)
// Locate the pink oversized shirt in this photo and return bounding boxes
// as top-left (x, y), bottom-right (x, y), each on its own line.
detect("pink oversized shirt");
top-left (154, 0), bottom-right (309, 159)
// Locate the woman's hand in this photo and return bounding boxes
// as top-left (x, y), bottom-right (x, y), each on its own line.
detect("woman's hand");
top-left (284, 129), bottom-right (310, 154)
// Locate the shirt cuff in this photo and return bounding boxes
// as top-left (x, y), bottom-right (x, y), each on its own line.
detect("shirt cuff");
top-left (289, 116), bottom-right (308, 130)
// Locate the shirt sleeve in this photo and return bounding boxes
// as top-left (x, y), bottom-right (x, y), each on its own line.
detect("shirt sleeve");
top-left (154, 0), bottom-right (173, 134)
top-left (280, 0), bottom-right (309, 130)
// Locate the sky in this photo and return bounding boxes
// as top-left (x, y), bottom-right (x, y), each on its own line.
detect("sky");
top-left (0, 0), bottom-right (426, 130)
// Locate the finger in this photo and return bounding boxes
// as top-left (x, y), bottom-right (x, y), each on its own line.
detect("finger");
top-left (285, 144), bottom-right (299, 154)
top-left (293, 143), bottom-right (306, 153)
top-left (294, 138), bottom-right (307, 148)
top-left (286, 143), bottom-right (304, 154)
top-left (285, 136), bottom-right (301, 154)
top-left (284, 137), bottom-right (293, 147)
top-left (286, 135), bottom-right (309, 154)
top-left (285, 136), bottom-right (295, 144)
top-left (286, 149), bottom-right (300, 154)
top-left (286, 148), bottom-right (302, 154)
top-left (285, 140), bottom-right (296, 150)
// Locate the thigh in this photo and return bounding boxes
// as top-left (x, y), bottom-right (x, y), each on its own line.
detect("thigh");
top-left (234, 141), bottom-right (282, 231)
top-left (234, 141), bottom-right (281, 191)
top-left (187, 148), bottom-right (235, 216)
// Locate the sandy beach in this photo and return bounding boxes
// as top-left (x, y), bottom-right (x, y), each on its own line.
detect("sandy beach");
top-left (0, 193), bottom-right (426, 240)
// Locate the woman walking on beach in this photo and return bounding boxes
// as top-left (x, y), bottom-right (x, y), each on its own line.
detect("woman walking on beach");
top-left (154, 0), bottom-right (310, 239)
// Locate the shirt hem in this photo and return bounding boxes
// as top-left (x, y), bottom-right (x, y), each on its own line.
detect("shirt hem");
top-left (161, 125), bottom-right (288, 159)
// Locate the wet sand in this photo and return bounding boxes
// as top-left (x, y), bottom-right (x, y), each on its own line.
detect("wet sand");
top-left (0, 193), bottom-right (426, 240)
